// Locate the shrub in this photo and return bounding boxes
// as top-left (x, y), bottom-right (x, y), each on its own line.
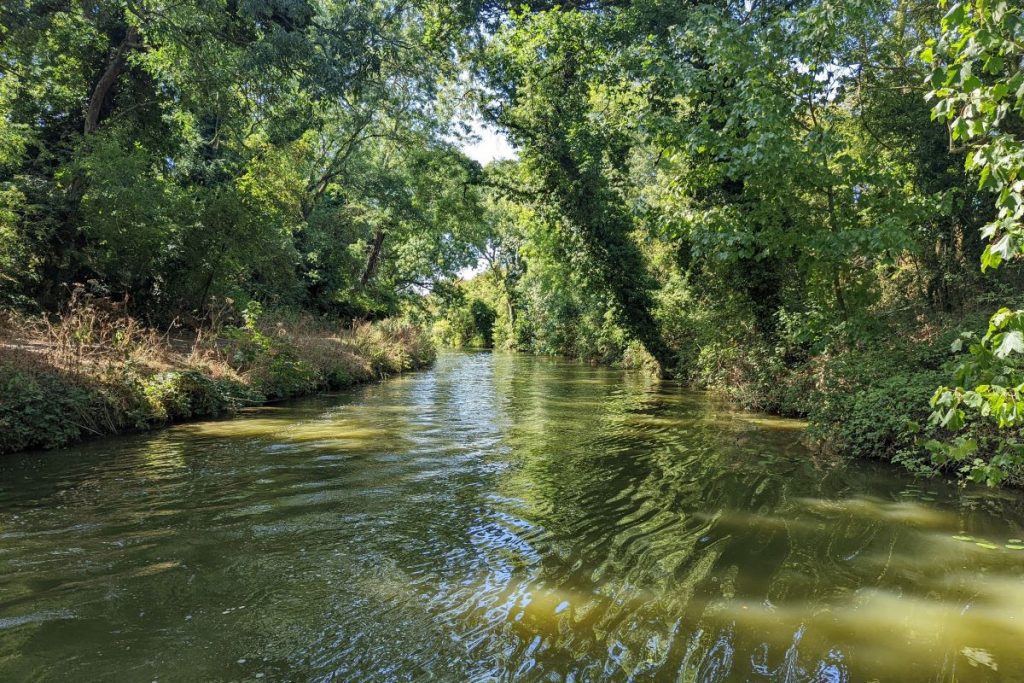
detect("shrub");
top-left (248, 349), bottom-right (320, 399)
top-left (620, 340), bottom-right (660, 375)
top-left (0, 365), bottom-right (103, 453)
top-left (807, 366), bottom-right (947, 462)
top-left (143, 370), bottom-right (258, 421)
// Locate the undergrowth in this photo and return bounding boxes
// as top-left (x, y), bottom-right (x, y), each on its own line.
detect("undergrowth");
top-left (0, 292), bottom-right (435, 455)
top-left (691, 308), bottom-right (1024, 487)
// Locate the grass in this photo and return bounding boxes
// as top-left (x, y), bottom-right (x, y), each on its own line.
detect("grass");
top-left (0, 292), bottom-right (435, 455)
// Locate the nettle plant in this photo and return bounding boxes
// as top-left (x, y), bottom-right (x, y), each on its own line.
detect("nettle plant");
top-left (923, 0), bottom-right (1024, 485)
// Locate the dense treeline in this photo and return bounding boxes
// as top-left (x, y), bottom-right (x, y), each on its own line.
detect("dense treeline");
top-left (433, 0), bottom-right (1024, 484)
top-left (0, 0), bottom-right (489, 320)
top-left (3, 0), bottom-right (1024, 481)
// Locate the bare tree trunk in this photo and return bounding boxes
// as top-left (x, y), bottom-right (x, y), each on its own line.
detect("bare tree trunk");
top-left (84, 26), bottom-right (141, 135)
top-left (360, 229), bottom-right (386, 286)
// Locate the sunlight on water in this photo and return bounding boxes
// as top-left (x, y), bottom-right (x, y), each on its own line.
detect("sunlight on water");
top-left (0, 352), bottom-right (1023, 680)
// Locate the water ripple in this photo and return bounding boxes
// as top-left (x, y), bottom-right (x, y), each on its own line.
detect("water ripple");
top-left (0, 353), bottom-right (1023, 680)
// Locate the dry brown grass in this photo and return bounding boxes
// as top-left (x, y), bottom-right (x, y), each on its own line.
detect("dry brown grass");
top-left (0, 292), bottom-right (435, 455)
top-left (0, 289), bottom-right (244, 380)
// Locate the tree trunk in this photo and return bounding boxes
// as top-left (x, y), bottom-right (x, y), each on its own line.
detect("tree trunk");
top-left (84, 26), bottom-right (141, 135)
top-left (360, 229), bottom-right (386, 286)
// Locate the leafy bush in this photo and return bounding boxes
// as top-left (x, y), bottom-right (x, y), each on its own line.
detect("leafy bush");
top-left (431, 291), bottom-right (499, 350)
top-left (352, 319), bottom-right (436, 376)
top-left (0, 365), bottom-right (104, 453)
top-left (143, 370), bottom-right (258, 421)
top-left (926, 308), bottom-right (1024, 486)
top-left (620, 340), bottom-right (660, 374)
top-left (808, 366), bottom-right (947, 462)
top-left (248, 350), bottom-right (320, 399)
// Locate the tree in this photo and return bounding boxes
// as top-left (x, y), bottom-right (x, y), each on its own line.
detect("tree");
top-left (0, 0), bottom-right (486, 319)
top-left (483, 7), bottom-right (679, 371)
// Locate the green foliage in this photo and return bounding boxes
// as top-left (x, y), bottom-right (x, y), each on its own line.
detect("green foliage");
top-left (469, 300), bottom-right (497, 349)
top-left (350, 319), bottom-right (437, 376)
top-left (924, 0), bottom-right (1024, 271)
top-left (223, 302), bottom-right (326, 398)
top-left (0, 365), bottom-right (104, 453)
top-left (929, 307), bottom-right (1024, 484)
top-left (0, 359), bottom-right (257, 454)
top-left (143, 371), bottom-right (257, 422)
top-left (922, 0), bottom-right (1024, 484)
top-left (0, 0), bottom-right (486, 319)
top-left (0, 313), bottom-right (435, 455)
top-left (485, 7), bottom-right (674, 369)
top-left (436, 294), bottom-right (498, 349)
top-left (249, 350), bottom-right (320, 400)
top-left (808, 349), bottom-right (949, 464)
top-left (467, 0), bottom-right (995, 374)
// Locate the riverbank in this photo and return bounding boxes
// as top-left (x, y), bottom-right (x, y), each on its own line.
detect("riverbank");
top-left (0, 297), bottom-right (435, 456)
top-left (665, 307), bottom-right (1024, 488)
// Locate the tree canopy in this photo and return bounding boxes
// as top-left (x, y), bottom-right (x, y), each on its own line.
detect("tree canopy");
top-left (0, 0), bottom-right (488, 318)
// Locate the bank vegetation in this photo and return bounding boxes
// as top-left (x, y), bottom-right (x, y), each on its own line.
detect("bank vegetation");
top-left (0, 290), bottom-right (433, 454)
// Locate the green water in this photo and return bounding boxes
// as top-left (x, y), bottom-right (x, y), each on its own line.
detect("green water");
top-left (1, 352), bottom-right (1023, 681)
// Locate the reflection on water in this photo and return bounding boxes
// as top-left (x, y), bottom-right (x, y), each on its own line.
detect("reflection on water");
top-left (1, 352), bottom-right (1023, 681)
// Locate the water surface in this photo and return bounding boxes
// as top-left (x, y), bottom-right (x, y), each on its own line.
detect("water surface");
top-left (1, 352), bottom-right (1023, 681)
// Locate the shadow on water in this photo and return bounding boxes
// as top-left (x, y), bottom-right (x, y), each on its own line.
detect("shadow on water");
top-left (1, 351), bottom-right (1023, 681)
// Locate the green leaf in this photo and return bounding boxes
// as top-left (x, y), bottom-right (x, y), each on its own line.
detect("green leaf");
top-left (984, 55), bottom-right (1004, 74)
top-left (941, 407), bottom-right (965, 430)
top-left (942, 3), bottom-right (966, 29)
top-left (951, 437), bottom-right (978, 460)
top-left (981, 243), bottom-right (1004, 271)
top-left (995, 330), bottom-right (1024, 358)
top-left (952, 117), bottom-right (968, 140)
